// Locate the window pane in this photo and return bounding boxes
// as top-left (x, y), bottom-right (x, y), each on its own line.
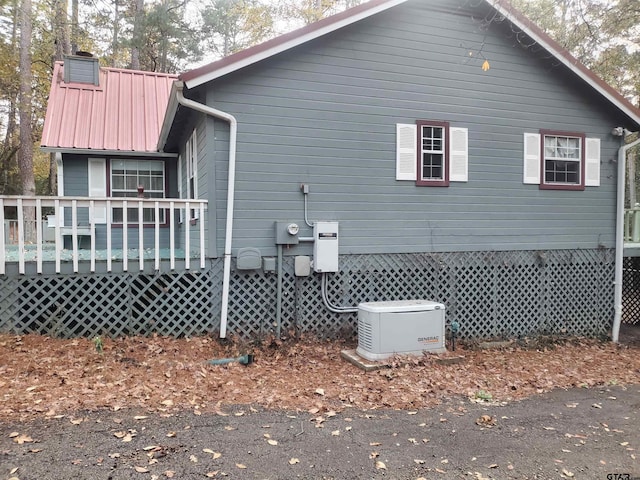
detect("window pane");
top-left (422, 126), bottom-right (444, 152)
top-left (545, 159), bottom-right (579, 184)
top-left (543, 135), bottom-right (582, 184)
top-left (422, 153), bottom-right (443, 180)
top-left (110, 159), bottom-right (166, 223)
top-left (112, 175), bottom-right (124, 190)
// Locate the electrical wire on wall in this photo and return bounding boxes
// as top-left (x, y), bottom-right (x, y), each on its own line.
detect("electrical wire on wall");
top-left (320, 272), bottom-right (358, 313)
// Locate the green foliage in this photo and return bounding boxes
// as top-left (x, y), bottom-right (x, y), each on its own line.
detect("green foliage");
top-left (512, 0), bottom-right (639, 106)
top-left (277, 0), bottom-right (364, 26)
top-left (93, 336), bottom-right (104, 354)
top-left (201, 0), bottom-right (275, 58)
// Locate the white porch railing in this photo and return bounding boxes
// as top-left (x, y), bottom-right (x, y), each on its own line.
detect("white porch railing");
top-left (625, 207), bottom-right (640, 244)
top-left (0, 196), bottom-right (207, 275)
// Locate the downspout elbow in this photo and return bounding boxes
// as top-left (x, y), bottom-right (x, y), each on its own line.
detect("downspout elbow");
top-left (173, 81), bottom-right (238, 338)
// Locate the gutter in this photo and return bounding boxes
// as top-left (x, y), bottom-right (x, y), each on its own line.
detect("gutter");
top-left (173, 81), bottom-right (237, 338)
top-left (613, 135), bottom-right (640, 343)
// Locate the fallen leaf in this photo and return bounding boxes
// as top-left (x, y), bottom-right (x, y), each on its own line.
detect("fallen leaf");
top-left (236, 463), bottom-right (247, 469)
top-left (213, 452), bottom-right (222, 460)
top-left (331, 430), bottom-right (340, 436)
top-left (134, 416), bottom-right (148, 420)
top-left (134, 466), bottom-right (149, 473)
top-left (475, 415), bottom-right (496, 427)
top-left (315, 388), bottom-right (325, 396)
top-left (414, 459), bottom-right (425, 464)
top-left (562, 468), bottom-right (574, 477)
top-left (143, 446), bottom-right (160, 451)
top-left (289, 458), bottom-right (300, 465)
top-left (205, 472), bottom-right (218, 478)
top-left (375, 460), bottom-right (386, 470)
top-left (267, 439), bottom-right (278, 446)
top-left (165, 471), bottom-right (175, 478)
top-left (369, 442), bottom-right (381, 446)
top-left (13, 434), bottom-right (34, 444)
top-left (190, 454), bottom-right (198, 463)
top-left (161, 400), bottom-right (174, 407)
top-left (166, 432), bottom-right (176, 438)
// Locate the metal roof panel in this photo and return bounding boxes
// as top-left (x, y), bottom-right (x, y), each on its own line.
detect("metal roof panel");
top-left (41, 62), bottom-right (178, 153)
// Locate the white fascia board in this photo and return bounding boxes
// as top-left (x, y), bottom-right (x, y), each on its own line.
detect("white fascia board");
top-left (488, 0), bottom-right (640, 126)
top-left (157, 81), bottom-right (182, 152)
top-left (184, 0), bottom-right (409, 89)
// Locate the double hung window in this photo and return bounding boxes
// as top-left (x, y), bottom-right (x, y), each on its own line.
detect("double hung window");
top-left (110, 159), bottom-right (166, 223)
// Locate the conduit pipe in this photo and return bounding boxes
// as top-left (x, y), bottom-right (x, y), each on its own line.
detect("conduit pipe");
top-left (613, 134), bottom-right (640, 343)
top-left (175, 82), bottom-right (237, 338)
top-left (321, 273), bottom-right (358, 313)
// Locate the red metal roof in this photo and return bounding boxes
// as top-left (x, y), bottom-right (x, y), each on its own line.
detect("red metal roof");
top-left (41, 62), bottom-right (178, 153)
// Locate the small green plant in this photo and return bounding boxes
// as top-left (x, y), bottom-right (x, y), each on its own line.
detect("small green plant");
top-left (608, 378), bottom-right (619, 386)
top-left (92, 336), bottom-right (104, 354)
top-left (474, 389), bottom-right (493, 401)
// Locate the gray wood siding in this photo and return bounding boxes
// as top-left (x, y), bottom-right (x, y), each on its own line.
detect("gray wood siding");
top-left (175, 114), bottom-right (213, 255)
top-left (201, 0), bottom-right (629, 257)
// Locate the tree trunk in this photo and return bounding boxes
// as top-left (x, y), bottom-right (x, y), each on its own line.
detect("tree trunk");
top-left (131, 0), bottom-right (144, 69)
top-left (111, 0), bottom-right (120, 67)
top-left (51, 0), bottom-right (70, 196)
top-left (1, 0), bottom-right (20, 195)
top-left (71, 0), bottom-right (78, 54)
top-left (19, 0), bottom-right (36, 241)
top-left (53, 0), bottom-right (71, 61)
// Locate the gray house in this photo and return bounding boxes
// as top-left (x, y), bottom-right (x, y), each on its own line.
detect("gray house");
top-left (12, 0), bottom-right (639, 340)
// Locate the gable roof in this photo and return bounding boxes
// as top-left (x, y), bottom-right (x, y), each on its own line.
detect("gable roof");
top-left (177, 0), bottom-right (640, 128)
top-left (42, 61), bottom-right (178, 154)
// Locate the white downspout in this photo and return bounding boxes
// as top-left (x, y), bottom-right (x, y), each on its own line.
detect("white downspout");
top-left (613, 135), bottom-right (640, 342)
top-left (175, 82), bottom-right (237, 338)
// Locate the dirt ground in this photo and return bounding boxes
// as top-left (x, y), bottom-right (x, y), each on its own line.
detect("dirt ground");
top-left (0, 325), bottom-right (639, 479)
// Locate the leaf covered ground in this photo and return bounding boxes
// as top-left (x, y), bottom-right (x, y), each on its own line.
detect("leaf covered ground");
top-left (0, 333), bottom-right (639, 420)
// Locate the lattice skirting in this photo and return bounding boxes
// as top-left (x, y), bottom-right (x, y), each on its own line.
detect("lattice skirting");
top-left (623, 256), bottom-right (640, 325)
top-left (0, 249), bottom-right (616, 339)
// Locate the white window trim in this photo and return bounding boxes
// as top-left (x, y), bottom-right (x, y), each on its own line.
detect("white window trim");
top-left (186, 129), bottom-right (199, 220)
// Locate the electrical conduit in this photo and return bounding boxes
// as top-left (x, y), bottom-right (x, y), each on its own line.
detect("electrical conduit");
top-left (175, 83), bottom-right (237, 338)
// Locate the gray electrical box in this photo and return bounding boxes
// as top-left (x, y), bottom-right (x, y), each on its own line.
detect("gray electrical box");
top-left (275, 221), bottom-right (300, 245)
top-left (313, 221), bottom-right (339, 272)
top-left (236, 248), bottom-right (262, 270)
